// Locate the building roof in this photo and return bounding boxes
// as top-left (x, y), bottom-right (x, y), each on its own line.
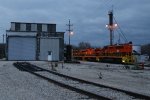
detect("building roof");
top-left (11, 22), bottom-right (56, 25)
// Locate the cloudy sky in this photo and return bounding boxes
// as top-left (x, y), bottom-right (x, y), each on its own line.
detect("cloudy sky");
top-left (0, 0), bottom-right (150, 46)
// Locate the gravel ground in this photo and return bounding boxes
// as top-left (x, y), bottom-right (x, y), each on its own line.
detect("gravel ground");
top-left (30, 61), bottom-right (150, 96)
top-left (37, 71), bottom-right (135, 100)
top-left (0, 61), bottom-right (95, 100)
top-left (1, 61), bottom-right (149, 100)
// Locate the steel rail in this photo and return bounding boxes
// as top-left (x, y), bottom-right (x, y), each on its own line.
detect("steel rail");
top-left (13, 62), bottom-right (111, 100)
top-left (14, 62), bottom-right (150, 100)
top-left (25, 62), bottom-right (150, 100)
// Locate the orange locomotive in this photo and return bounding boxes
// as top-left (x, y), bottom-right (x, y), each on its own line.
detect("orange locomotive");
top-left (73, 42), bottom-right (135, 64)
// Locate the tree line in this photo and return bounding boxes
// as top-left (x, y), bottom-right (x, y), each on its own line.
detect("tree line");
top-left (141, 44), bottom-right (150, 56)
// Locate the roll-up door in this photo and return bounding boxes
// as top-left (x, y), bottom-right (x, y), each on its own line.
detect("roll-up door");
top-left (39, 38), bottom-right (59, 61)
top-left (8, 37), bottom-right (36, 60)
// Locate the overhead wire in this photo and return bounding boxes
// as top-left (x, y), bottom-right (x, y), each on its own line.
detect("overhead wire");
top-left (113, 16), bottom-right (128, 43)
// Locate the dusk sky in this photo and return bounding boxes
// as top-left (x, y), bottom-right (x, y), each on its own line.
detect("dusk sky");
top-left (0, 0), bottom-right (150, 47)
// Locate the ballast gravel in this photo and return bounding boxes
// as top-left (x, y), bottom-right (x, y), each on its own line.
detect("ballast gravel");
top-left (0, 61), bottom-right (95, 100)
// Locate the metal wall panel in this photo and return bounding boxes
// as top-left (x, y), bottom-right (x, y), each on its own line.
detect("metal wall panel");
top-left (31, 24), bottom-right (37, 31)
top-left (20, 23), bottom-right (26, 31)
top-left (42, 24), bottom-right (47, 32)
top-left (39, 38), bottom-right (59, 61)
top-left (7, 31), bottom-right (37, 36)
top-left (8, 37), bottom-right (36, 60)
top-left (11, 23), bottom-right (15, 31)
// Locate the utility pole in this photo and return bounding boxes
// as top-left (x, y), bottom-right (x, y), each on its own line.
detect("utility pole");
top-left (66, 19), bottom-right (73, 45)
top-left (66, 19), bottom-right (73, 61)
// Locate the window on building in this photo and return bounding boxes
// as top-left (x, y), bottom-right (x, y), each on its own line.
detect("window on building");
top-left (15, 23), bottom-right (20, 31)
top-left (47, 24), bottom-right (56, 32)
top-left (26, 23), bottom-right (31, 31)
top-left (37, 24), bottom-right (42, 32)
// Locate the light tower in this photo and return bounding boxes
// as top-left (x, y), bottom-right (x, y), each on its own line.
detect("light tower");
top-left (106, 10), bottom-right (117, 45)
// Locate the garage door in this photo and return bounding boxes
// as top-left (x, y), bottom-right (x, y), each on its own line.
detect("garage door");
top-left (8, 37), bottom-right (36, 60)
top-left (39, 38), bottom-right (59, 61)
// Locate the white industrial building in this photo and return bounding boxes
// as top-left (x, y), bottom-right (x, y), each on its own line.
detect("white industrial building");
top-left (6, 22), bottom-right (64, 61)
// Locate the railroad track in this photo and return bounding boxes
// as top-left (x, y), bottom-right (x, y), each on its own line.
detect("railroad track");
top-left (13, 62), bottom-right (150, 100)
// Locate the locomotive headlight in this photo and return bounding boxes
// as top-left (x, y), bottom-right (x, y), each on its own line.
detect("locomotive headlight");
top-left (122, 60), bottom-right (125, 63)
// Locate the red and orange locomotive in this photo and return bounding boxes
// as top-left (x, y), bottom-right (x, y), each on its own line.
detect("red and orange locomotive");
top-left (73, 42), bottom-right (140, 64)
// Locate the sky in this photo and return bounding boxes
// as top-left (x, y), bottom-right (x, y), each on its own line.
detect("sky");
top-left (0, 0), bottom-right (150, 47)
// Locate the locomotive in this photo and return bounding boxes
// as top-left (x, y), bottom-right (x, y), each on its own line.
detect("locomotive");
top-left (73, 42), bottom-right (141, 64)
